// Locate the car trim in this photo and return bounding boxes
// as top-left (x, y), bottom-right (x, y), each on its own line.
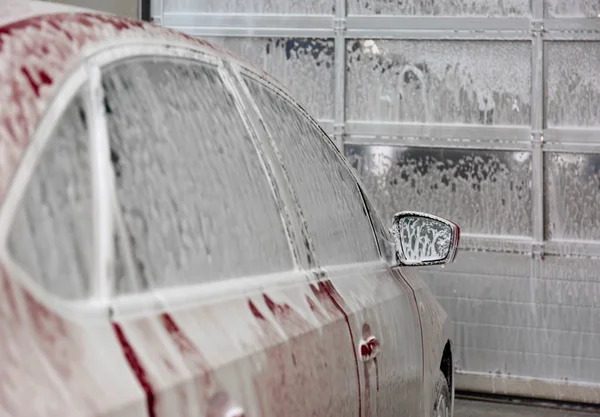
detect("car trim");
top-left (85, 63), bottom-right (114, 302)
top-left (109, 259), bottom-right (389, 318)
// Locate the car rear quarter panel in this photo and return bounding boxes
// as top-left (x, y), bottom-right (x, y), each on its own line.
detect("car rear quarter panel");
top-left (0, 264), bottom-right (147, 417)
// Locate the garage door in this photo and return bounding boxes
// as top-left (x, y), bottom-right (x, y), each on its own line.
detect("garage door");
top-left (151, 0), bottom-right (600, 404)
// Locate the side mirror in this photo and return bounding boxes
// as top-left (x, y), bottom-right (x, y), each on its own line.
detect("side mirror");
top-left (391, 211), bottom-right (460, 267)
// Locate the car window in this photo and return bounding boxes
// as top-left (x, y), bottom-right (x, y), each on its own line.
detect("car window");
top-left (7, 92), bottom-right (93, 299)
top-left (243, 76), bottom-right (380, 266)
top-left (101, 57), bottom-right (294, 294)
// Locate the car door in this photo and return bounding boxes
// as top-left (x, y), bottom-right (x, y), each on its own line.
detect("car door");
top-left (236, 67), bottom-right (424, 417)
top-left (96, 45), bottom-right (363, 417)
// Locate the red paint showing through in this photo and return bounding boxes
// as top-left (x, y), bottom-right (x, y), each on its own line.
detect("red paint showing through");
top-left (360, 325), bottom-right (380, 417)
top-left (359, 337), bottom-right (380, 360)
top-left (311, 281), bottom-right (362, 417)
top-left (160, 313), bottom-right (201, 358)
top-left (249, 300), bottom-right (265, 320)
top-left (160, 312), bottom-right (213, 392)
top-left (112, 323), bottom-right (157, 417)
top-left (19, 67), bottom-right (51, 96)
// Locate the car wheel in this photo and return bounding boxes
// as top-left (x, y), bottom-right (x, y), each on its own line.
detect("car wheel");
top-left (433, 370), bottom-right (451, 417)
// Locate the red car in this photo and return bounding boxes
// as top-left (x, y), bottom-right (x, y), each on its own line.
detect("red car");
top-left (0, 2), bottom-right (459, 417)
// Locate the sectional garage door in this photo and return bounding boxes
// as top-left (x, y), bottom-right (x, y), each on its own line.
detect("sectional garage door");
top-left (151, 0), bottom-right (600, 404)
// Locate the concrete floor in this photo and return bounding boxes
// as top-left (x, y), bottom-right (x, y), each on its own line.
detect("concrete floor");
top-left (455, 398), bottom-right (599, 417)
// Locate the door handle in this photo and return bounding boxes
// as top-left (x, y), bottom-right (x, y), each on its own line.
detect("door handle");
top-left (360, 335), bottom-right (380, 362)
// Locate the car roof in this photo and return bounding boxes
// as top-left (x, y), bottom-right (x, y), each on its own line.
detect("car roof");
top-left (0, 0), bottom-right (279, 206)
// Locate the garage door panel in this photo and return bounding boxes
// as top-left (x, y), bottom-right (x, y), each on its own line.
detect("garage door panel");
top-left (544, 0), bottom-right (599, 17)
top-left (346, 145), bottom-right (532, 237)
top-left (425, 272), bottom-right (600, 307)
top-left (163, 0), bottom-right (334, 14)
top-left (348, 0), bottom-right (530, 16)
top-left (454, 322), bottom-right (600, 360)
top-left (541, 255), bottom-right (600, 282)
top-left (426, 250), bottom-right (531, 276)
top-left (203, 36), bottom-right (335, 121)
top-left (545, 152), bottom-right (600, 242)
top-left (546, 42), bottom-right (600, 127)
top-left (345, 40), bottom-right (531, 125)
top-left (458, 346), bottom-right (600, 383)
top-left (436, 296), bottom-right (600, 335)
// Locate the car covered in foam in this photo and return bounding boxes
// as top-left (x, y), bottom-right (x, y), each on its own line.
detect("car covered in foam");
top-left (0, 2), bottom-right (458, 417)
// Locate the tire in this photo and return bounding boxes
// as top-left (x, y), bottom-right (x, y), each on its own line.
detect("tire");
top-left (432, 370), bottom-right (451, 417)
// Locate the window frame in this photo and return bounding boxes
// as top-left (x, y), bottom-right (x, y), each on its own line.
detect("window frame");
top-left (98, 51), bottom-right (299, 295)
top-left (0, 40), bottom-right (306, 318)
top-left (90, 44), bottom-right (306, 316)
top-left (234, 67), bottom-right (385, 265)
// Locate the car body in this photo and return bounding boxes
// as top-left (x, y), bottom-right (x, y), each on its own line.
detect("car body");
top-left (0, 2), bottom-right (457, 417)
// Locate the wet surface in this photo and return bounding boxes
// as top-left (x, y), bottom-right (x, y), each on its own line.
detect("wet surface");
top-left (455, 399), bottom-right (599, 417)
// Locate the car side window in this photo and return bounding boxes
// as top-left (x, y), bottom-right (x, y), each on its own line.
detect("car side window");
top-left (244, 76), bottom-right (380, 266)
top-left (7, 92), bottom-right (93, 299)
top-left (101, 57), bottom-right (294, 293)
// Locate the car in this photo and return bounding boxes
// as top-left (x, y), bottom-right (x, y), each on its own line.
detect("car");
top-left (0, 2), bottom-right (460, 417)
